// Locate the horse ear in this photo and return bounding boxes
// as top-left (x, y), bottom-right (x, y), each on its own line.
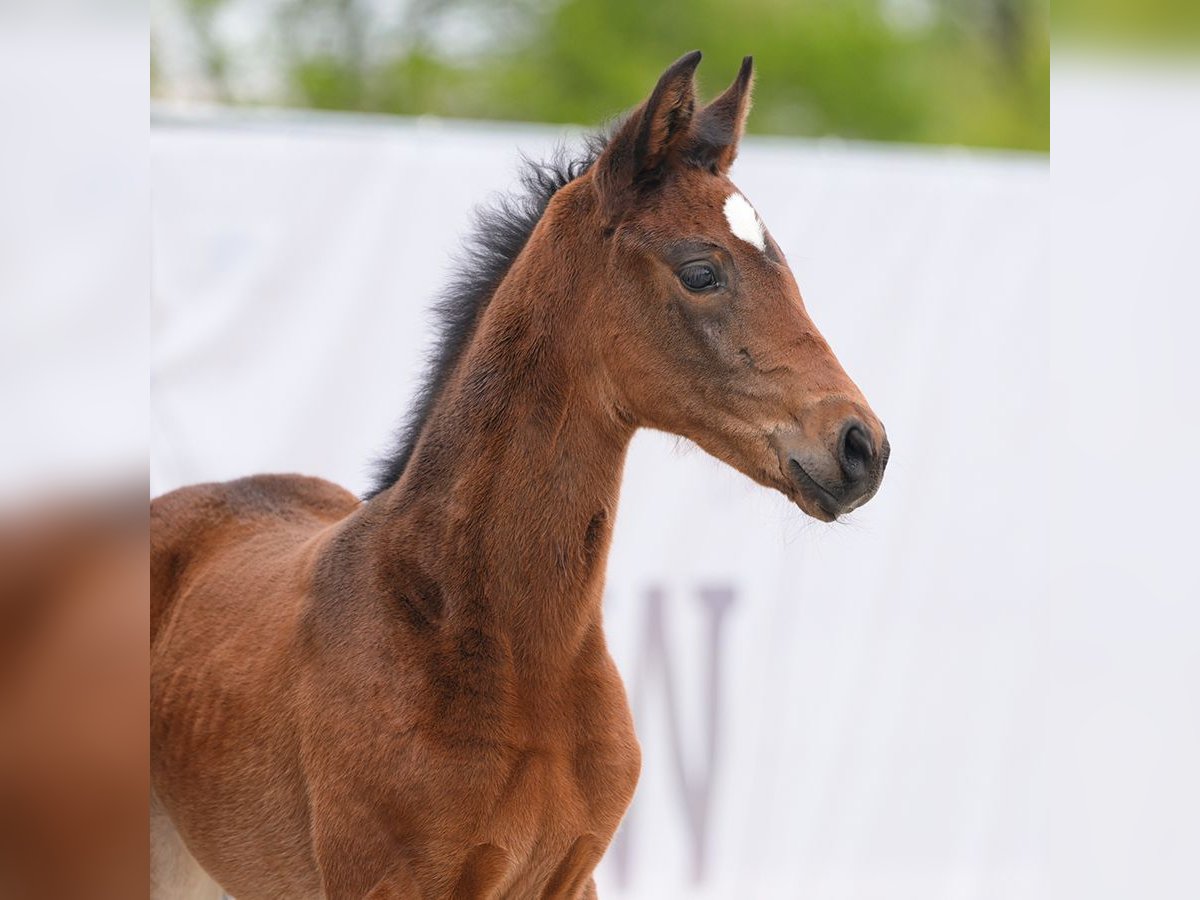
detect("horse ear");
top-left (594, 50), bottom-right (702, 213)
top-left (688, 56), bottom-right (754, 175)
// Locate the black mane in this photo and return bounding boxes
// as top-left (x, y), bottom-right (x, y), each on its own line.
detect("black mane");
top-left (364, 132), bottom-right (610, 499)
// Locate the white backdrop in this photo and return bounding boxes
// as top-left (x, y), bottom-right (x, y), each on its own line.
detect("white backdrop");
top-left (151, 109), bottom-right (1050, 899)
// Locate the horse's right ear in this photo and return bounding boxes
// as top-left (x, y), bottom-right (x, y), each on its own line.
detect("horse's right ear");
top-left (687, 56), bottom-right (754, 175)
top-left (594, 51), bottom-right (702, 216)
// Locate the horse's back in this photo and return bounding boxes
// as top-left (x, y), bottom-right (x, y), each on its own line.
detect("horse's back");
top-left (151, 473), bottom-right (359, 644)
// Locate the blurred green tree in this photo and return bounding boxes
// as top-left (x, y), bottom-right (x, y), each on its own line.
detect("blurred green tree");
top-left (179, 0), bottom-right (235, 103)
top-left (156, 0), bottom-right (1049, 151)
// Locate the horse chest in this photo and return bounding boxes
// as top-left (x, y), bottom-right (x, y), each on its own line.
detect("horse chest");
top-left (309, 609), bottom-right (640, 893)
top-left (465, 742), bottom-right (635, 897)
top-left (419, 675), bottom-right (641, 892)
top-left (448, 701), bottom-right (639, 833)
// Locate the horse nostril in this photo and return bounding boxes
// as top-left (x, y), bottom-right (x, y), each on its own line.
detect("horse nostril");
top-left (839, 423), bottom-right (874, 483)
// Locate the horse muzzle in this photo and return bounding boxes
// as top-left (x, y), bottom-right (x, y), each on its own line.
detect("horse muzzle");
top-left (773, 417), bottom-right (889, 521)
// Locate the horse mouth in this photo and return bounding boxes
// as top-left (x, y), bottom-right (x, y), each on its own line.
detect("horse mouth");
top-left (786, 458), bottom-right (843, 522)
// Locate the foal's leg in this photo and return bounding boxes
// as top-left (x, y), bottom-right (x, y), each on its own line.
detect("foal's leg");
top-left (352, 843), bottom-right (510, 900)
top-left (541, 835), bottom-right (603, 899)
top-left (363, 866), bottom-right (421, 899)
top-left (150, 789), bottom-right (225, 900)
top-left (323, 839), bottom-right (511, 900)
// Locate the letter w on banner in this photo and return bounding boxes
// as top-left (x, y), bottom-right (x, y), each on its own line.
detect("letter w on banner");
top-left (611, 585), bottom-right (736, 887)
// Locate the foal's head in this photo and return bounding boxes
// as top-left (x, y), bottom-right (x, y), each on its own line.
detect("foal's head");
top-left (580, 52), bottom-right (888, 521)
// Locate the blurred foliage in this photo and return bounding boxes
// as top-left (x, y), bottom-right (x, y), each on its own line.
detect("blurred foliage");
top-left (158, 0), bottom-right (1049, 152)
top-left (1055, 0), bottom-right (1200, 46)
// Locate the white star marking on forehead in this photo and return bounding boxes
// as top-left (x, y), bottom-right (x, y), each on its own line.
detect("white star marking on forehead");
top-left (723, 192), bottom-right (765, 252)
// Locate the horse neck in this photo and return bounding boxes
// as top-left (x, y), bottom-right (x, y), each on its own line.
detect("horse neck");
top-left (370, 187), bottom-right (632, 676)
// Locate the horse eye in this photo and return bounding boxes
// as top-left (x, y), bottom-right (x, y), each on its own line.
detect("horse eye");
top-left (679, 263), bottom-right (719, 292)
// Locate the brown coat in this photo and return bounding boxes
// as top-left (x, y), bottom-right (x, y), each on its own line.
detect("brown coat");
top-left (151, 52), bottom-right (887, 899)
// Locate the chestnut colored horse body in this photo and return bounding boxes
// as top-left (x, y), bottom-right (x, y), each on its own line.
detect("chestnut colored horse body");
top-left (151, 52), bottom-right (888, 899)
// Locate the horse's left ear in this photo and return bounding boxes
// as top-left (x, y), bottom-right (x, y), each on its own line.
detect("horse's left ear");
top-left (687, 56), bottom-right (755, 175)
top-left (594, 50), bottom-right (702, 214)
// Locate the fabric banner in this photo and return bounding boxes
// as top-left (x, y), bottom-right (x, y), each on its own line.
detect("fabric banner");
top-left (151, 110), bottom-right (1049, 899)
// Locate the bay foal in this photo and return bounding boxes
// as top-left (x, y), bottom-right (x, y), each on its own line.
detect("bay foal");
top-left (151, 52), bottom-right (889, 899)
